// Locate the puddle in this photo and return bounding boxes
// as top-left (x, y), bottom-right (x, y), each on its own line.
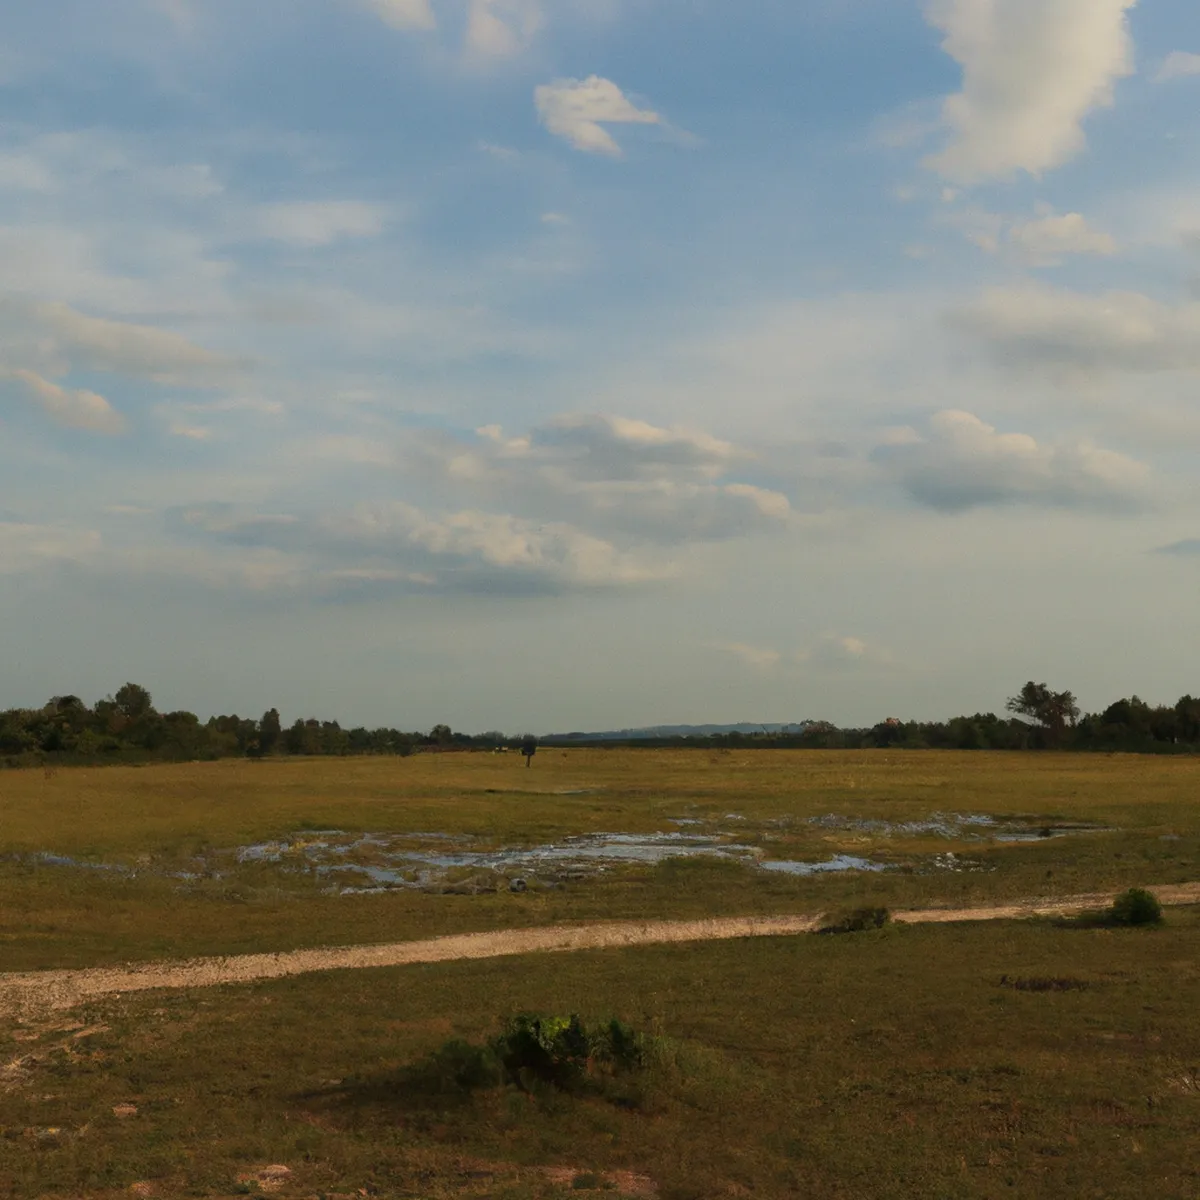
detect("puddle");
top-left (14, 829), bottom-right (906, 896)
top-left (760, 854), bottom-right (886, 876)
top-left (806, 813), bottom-right (1108, 841)
top-left (30, 852), bottom-right (130, 874)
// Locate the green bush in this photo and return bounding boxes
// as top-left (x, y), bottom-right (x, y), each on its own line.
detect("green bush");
top-left (821, 907), bottom-right (891, 935)
top-left (1109, 887), bottom-right (1162, 926)
top-left (491, 1013), bottom-right (651, 1092)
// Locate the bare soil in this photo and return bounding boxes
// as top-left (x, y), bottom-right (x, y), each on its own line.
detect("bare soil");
top-left (4, 882), bottom-right (1198, 1020)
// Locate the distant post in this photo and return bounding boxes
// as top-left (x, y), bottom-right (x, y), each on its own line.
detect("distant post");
top-left (521, 735), bottom-right (537, 768)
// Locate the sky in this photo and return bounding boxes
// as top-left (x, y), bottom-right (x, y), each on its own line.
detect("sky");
top-left (2, 0), bottom-right (1200, 732)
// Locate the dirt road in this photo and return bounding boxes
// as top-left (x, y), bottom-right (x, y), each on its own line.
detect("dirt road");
top-left (4, 883), bottom-right (1199, 1019)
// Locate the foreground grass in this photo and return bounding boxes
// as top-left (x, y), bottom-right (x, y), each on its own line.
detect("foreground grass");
top-left (4, 751), bottom-right (1200, 970)
top-left (5, 912), bottom-right (1200, 1198)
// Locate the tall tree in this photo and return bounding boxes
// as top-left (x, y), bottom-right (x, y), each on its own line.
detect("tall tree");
top-left (259, 708), bottom-right (282, 755)
top-left (113, 682), bottom-right (154, 721)
top-left (1006, 681), bottom-right (1080, 740)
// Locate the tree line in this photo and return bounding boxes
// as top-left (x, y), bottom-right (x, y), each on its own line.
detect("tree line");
top-left (3, 680), bottom-right (1200, 768)
top-left (547, 682), bottom-right (1200, 754)
top-left (0, 683), bottom-right (522, 767)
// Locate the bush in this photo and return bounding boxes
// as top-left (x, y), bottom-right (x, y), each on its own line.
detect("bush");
top-left (821, 906), bottom-right (891, 935)
top-left (491, 1013), bottom-right (651, 1092)
top-left (1109, 887), bottom-right (1163, 926)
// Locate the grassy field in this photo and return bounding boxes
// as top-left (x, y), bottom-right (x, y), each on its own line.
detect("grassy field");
top-left (5, 912), bottom-right (1200, 1199)
top-left (3, 750), bottom-right (1200, 970)
top-left (4, 750), bottom-right (1200, 1198)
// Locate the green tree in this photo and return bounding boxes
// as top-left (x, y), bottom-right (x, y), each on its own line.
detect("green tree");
top-left (1006, 682), bottom-right (1079, 743)
top-left (113, 682), bottom-right (154, 721)
top-left (258, 708), bottom-right (282, 755)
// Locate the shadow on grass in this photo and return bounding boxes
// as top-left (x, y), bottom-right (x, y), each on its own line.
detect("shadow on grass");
top-left (301, 1015), bottom-right (659, 1119)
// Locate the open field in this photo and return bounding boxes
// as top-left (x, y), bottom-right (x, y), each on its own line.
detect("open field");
top-left (4, 749), bottom-right (1200, 1197)
top-left (4, 750), bottom-right (1200, 970)
top-left (5, 912), bottom-right (1200, 1199)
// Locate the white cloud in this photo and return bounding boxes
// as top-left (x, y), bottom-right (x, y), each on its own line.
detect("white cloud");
top-left (256, 201), bottom-right (388, 247)
top-left (800, 635), bottom-right (892, 671)
top-left (924, 0), bottom-right (1135, 182)
top-left (873, 410), bottom-right (1149, 512)
top-left (1006, 210), bottom-right (1117, 265)
top-left (32, 301), bottom-right (235, 384)
top-left (357, 0), bottom-right (436, 31)
top-left (953, 285), bottom-right (1200, 373)
top-left (412, 414), bottom-right (791, 543)
top-left (535, 76), bottom-right (661, 156)
top-left (478, 141), bottom-right (519, 160)
top-left (8, 368), bottom-right (126, 434)
top-left (0, 153), bottom-right (56, 193)
top-left (1157, 52), bottom-right (1200, 82)
top-left (0, 521), bottom-right (103, 574)
top-left (466, 0), bottom-right (543, 56)
top-left (951, 207), bottom-right (1117, 265)
top-left (714, 642), bottom-right (782, 671)
top-left (173, 501), bottom-right (674, 594)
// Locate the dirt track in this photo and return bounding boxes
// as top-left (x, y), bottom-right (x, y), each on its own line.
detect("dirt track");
top-left (5, 882), bottom-right (1199, 1019)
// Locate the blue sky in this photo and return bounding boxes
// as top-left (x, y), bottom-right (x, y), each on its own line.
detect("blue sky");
top-left (3, 0), bottom-right (1200, 731)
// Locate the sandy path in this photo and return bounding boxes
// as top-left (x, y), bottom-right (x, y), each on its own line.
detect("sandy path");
top-left (5, 882), bottom-right (1200, 1019)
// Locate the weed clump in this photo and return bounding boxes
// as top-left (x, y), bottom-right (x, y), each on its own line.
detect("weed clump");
top-left (820, 907), bottom-right (891, 935)
top-left (1108, 887), bottom-right (1163, 926)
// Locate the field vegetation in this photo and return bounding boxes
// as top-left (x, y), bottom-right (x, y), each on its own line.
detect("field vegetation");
top-left (3, 750), bottom-right (1200, 970)
top-left (4, 749), bottom-right (1200, 1197)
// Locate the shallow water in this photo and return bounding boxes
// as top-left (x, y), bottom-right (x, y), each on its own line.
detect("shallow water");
top-left (806, 812), bottom-right (1107, 841)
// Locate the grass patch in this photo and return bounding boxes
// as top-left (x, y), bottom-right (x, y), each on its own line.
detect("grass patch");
top-left (5, 750), bottom-right (1200, 970)
top-left (6, 913), bottom-right (1200, 1197)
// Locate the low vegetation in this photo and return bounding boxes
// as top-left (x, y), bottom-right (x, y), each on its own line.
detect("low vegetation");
top-left (1109, 886), bottom-right (1164, 926)
top-left (6, 913), bottom-right (1200, 1198)
top-left (3, 749), bottom-right (1200, 970)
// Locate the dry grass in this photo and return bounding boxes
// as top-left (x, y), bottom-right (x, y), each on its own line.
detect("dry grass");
top-left (4, 750), bottom-right (1200, 1196)
top-left (3, 911), bottom-right (1200, 1198)
top-left (4, 750), bottom-right (1200, 971)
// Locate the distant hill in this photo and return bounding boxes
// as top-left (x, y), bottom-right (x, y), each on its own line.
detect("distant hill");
top-left (543, 722), bottom-right (813, 742)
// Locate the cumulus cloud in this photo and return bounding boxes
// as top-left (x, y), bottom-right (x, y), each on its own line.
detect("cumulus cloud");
top-left (924, 0), bottom-right (1135, 182)
top-left (535, 77), bottom-right (661, 156)
top-left (952, 285), bottom-right (1200, 373)
top-left (357, 0), bottom-right (436, 31)
top-left (873, 410), bottom-right (1149, 513)
top-left (8, 368), bottom-right (125, 434)
top-left (256, 201), bottom-right (388, 247)
top-left (171, 502), bottom-right (673, 595)
top-left (411, 414), bottom-right (791, 543)
top-left (1157, 52), bottom-right (1200, 82)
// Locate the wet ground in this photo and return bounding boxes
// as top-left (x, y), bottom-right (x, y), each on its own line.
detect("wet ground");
top-left (8, 812), bottom-right (1109, 896)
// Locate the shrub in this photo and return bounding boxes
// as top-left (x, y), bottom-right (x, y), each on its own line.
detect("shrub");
top-left (821, 906), bottom-right (891, 935)
top-left (1109, 887), bottom-right (1163, 926)
top-left (491, 1013), bottom-right (652, 1092)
